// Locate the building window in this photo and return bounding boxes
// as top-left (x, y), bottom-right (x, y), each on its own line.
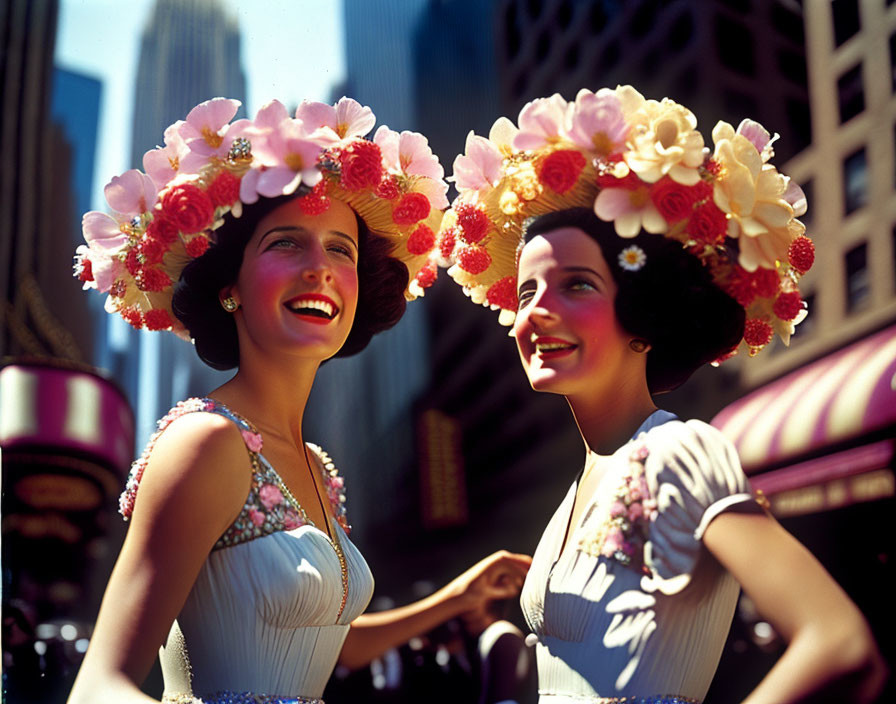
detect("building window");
top-left (772, 3), bottom-right (804, 45)
top-left (667, 11), bottom-right (694, 52)
top-left (832, 0), bottom-right (861, 47)
top-left (715, 15), bottom-right (755, 76)
top-left (890, 33), bottom-right (896, 93)
top-left (838, 64), bottom-right (864, 123)
top-left (785, 98), bottom-right (812, 156)
top-left (792, 291), bottom-right (815, 340)
top-left (778, 49), bottom-right (807, 87)
top-left (845, 243), bottom-right (870, 311)
top-left (843, 148), bottom-right (868, 215)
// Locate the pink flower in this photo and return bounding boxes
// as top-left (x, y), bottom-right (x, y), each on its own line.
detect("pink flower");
top-left (603, 528), bottom-right (624, 555)
top-left (258, 484), bottom-right (284, 510)
top-left (452, 130), bottom-right (504, 192)
top-left (241, 118), bottom-right (322, 203)
top-left (240, 429), bottom-right (263, 453)
top-left (373, 126), bottom-right (444, 180)
top-left (735, 118), bottom-right (778, 162)
top-left (513, 94), bottom-right (569, 150)
top-left (594, 184), bottom-right (667, 237)
top-left (295, 96), bottom-right (376, 143)
top-left (283, 508), bottom-right (302, 531)
top-left (143, 121), bottom-right (189, 190)
top-left (566, 88), bottom-right (629, 156)
top-left (104, 169), bottom-right (158, 217)
top-left (249, 508), bottom-right (266, 527)
top-left (628, 502), bottom-right (644, 521)
top-left (328, 476), bottom-right (344, 490)
top-left (178, 98), bottom-right (251, 172)
top-left (610, 500), bottom-right (628, 518)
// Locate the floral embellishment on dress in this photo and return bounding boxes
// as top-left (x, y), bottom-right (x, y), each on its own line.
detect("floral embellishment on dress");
top-left (311, 443), bottom-right (351, 534)
top-left (579, 444), bottom-right (657, 574)
top-left (240, 428), bottom-right (263, 453)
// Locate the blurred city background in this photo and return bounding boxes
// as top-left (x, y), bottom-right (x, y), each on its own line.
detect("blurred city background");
top-left (1, 0), bottom-right (895, 702)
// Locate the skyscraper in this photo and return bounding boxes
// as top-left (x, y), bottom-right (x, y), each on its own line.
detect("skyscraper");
top-left (114, 0), bottom-right (247, 446)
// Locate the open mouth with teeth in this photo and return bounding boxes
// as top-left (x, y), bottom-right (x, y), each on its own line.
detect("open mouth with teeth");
top-left (286, 295), bottom-right (339, 324)
top-left (534, 337), bottom-right (578, 359)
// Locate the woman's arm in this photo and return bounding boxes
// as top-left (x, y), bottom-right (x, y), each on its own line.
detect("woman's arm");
top-left (703, 511), bottom-right (887, 704)
top-left (338, 550), bottom-right (531, 670)
top-left (66, 414), bottom-right (251, 704)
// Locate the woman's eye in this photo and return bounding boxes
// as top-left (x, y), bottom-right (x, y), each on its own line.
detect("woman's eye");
top-left (327, 244), bottom-right (354, 259)
top-left (568, 278), bottom-right (596, 292)
top-left (268, 238), bottom-right (298, 250)
top-left (517, 290), bottom-right (534, 309)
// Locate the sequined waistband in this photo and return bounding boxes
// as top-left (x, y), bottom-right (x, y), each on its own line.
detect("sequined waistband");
top-left (538, 694), bottom-right (699, 704)
top-left (162, 692), bottom-right (324, 704)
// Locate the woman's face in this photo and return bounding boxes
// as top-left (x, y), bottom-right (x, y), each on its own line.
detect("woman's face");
top-left (513, 226), bottom-right (636, 397)
top-left (228, 196), bottom-right (360, 363)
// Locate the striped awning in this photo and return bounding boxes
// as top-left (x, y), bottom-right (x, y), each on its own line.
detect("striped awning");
top-left (712, 324), bottom-right (896, 474)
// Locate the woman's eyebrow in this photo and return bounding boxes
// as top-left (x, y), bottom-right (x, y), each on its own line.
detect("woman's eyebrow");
top-left (329, 230), bottom-right (359, 252)
top-left (563, 265), bottom-right (606, 283)
top-left (258, 225), bottom-right (307, 249)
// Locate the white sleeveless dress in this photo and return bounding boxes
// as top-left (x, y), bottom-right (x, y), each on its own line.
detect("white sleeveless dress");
top-left (520, 411), bottom-right (763, 703)
top-left (121, 398), bottom-right (374, 704)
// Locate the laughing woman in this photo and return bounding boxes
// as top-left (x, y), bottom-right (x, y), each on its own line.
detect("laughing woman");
top-left (67, 97), bottom-right (529, 704)
top-left (440, 87), bottom-right (887, 703)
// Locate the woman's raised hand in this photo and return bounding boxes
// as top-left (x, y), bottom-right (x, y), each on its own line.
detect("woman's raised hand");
top-left (444, 550), bottom-right (533, 612)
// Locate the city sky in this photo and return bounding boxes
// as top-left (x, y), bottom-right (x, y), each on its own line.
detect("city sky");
top-left (55, 0), bottom-right (346, 211)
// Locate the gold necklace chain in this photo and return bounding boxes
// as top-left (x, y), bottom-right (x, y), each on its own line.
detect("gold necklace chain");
top-left (217, 400), bottom-right (350, 621)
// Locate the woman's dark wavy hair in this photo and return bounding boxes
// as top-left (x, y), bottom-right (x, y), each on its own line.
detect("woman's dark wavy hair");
top-left (172, 194), bottom-right (409, 370)
top-left (523, 208), bottom-right (745, 394)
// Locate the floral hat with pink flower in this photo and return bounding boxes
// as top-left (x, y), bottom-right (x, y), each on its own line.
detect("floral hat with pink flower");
top-left (440, 85), bottom-right (814, 357)
top-left (75, 96), bottom-right (448, 338)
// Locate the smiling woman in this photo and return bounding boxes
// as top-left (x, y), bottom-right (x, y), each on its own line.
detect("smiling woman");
top-left (440, 87), bottom-right (886, 703)
top-left (66, 96), bottom-right (532, 704)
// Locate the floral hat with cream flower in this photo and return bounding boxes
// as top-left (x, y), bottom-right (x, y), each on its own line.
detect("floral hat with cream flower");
top-left (440, 86), bottom-right (813, 357)
top-left (74, 97), bottom-right (448, 338)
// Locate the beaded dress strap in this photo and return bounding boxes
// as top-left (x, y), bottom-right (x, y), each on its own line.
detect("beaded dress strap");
top-left (118, 398), bottom-right (349, 532)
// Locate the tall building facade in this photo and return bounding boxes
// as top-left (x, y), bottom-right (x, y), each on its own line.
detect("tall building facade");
top-left (108, 0), bottom-right (247, 446)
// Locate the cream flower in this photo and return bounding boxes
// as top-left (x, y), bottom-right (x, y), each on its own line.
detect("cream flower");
top-left (624, 97), bottom-right (705, 185)
top-left (712, 120), bottom-right (795, 270)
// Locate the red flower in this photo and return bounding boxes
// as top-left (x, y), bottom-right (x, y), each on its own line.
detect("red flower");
top-left (375, 174), bottom-right (401, 200)
top-left (486, 276), bottom-right (518, 310)
top-left (597, 169), bottom-right (641, 190)
top-left (121, 307), bottom-right (143, 329)
top-left (161, 183), bottom-right (214, 234)
top-left (456, 245), bottom-right (491, 274)
top-left (788, 235), bottom-right (815, 273)
top-left (125, 248), bottom-right (141, 275)
top-left (704, 159), bottom-right (721, 176)
top-left (392, 192), bottom-right (431, 225)
top-left (185, 236), bottom-right (209, 258)
top-left (743, 319), bottom-right (773, 347)
top-left (415, 262), bottom-right (438, 288)
top-left (650, 177), bottom-right (696, 223)
top-left (139, 237), bottom-right (166, 265)
top-left (298, 181), bottom-right (331, 216)
top-left (773, 291), bottom-right (803, 321)
top-left (143, 309), bottom-right (173, 331)
top-left (439, 226), bottom-right (458, 259)
top-left (146, 214), bottom-right (179, 244)
top-left (138, 267), bottom-right (172, 292)
top-left (207, 170), bottom-right (241, 207)
top-left (687, 202), bottom-right (727, 245)
top-left (109, 279), bottom-right (127, 298)
top-left (77, 257), bottom-right (94, 283)
top-left (753, 267), bottom-right (780, 299)
top-left (339, 140), bottom-right (383, 191)
top-left (538, 149), bottom-right (586, 193)
top-left (691, 179), bottom-right (713, 201)
top-left (455, 203), bottom-right (490, 244)
top-left (406, 224), bottom-right (436, 255)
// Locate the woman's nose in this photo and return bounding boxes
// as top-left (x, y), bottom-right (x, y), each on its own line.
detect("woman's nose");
top-left (301, 251), bottom-right (334, 284)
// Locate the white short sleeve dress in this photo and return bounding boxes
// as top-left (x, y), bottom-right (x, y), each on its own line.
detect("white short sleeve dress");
top-left (520, 411), bottom-right (764, 703)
